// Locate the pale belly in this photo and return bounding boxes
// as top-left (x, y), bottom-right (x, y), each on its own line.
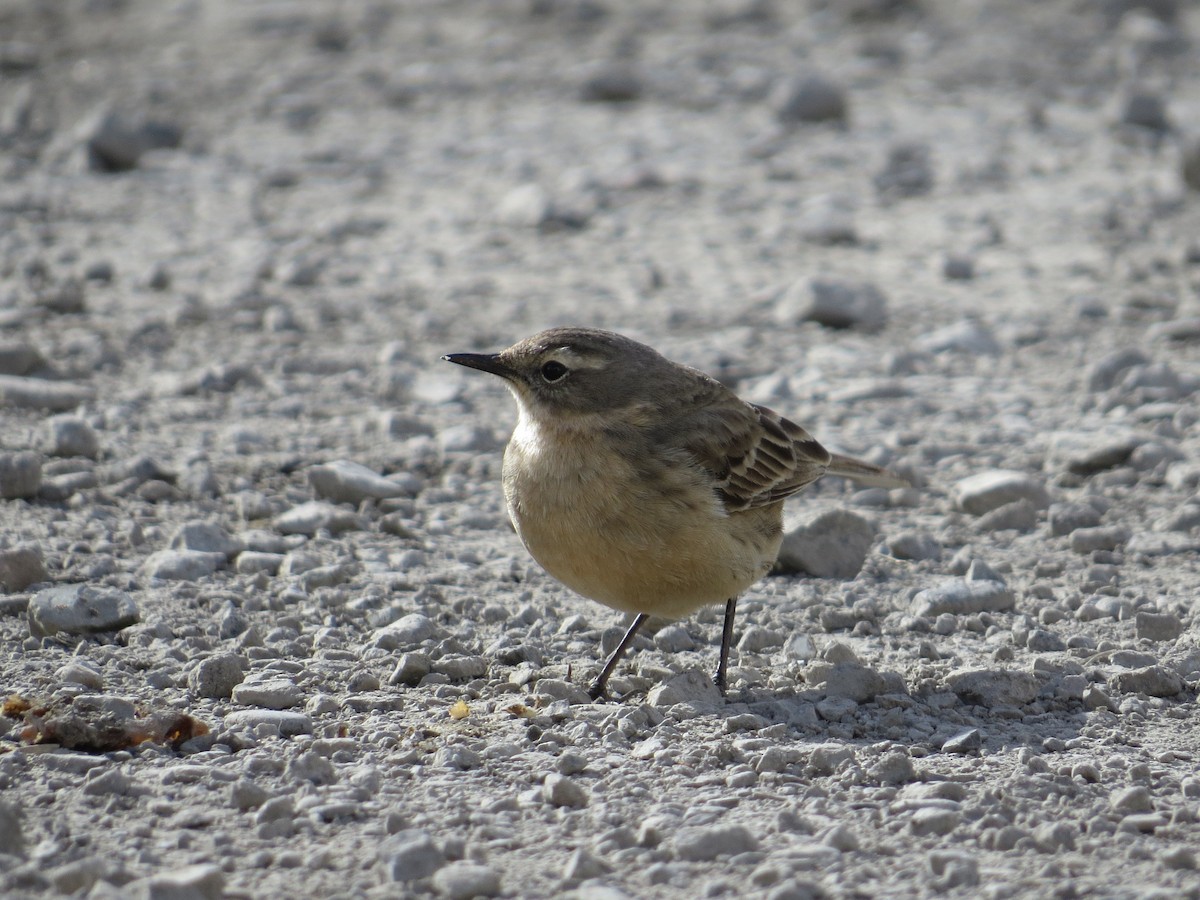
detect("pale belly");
top-left (501, 427), bottom-right (782, 619)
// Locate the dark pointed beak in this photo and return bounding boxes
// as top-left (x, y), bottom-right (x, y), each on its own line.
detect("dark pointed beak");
top-left (442, 352), bottom-right (513, 378)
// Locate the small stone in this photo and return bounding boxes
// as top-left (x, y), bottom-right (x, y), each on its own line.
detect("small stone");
top-left (28, 584), bottom-right (139, 637)
top-left (374, 613), bottom-right (443, 650)
top-left (0, 375), bottom-right (94, 411)
top-left (0, 450), bottom-right (41, 499)
top-left (432, 655), bottom-right (488, 681)
top-left (941, 728), bottom-right (982, 754)
top-left (580, 65), bottom-right (642, 103)
top-left (954, 470), bottom-right (1050, 516)
top-left (564, 847), bottom-right (611, 882)
top-left (287, 751), bottom-right (336, 785)
top-left (915, 319), bottom-right (1001, 355)
top-left (543, 773), bottom-right (589, 808)
top-left (169, 521), bottom-right (242, 557)
top-left (942, 254), bottom-right (975, 280)
top-left (1163, 846), bottom-right (1197, 870)
top-left (910, 807), bottom-right (960, 836)
top-left (0, 545), bottom-right (47, 592)
top-left (190, 653), bottom-right (245, 699)
top-left (869, 751), bottom-right (916, 785)
top-left (647, 669), bottom-right (722, 707)
top-left (1135, 611), bottom-right (1183, 642)
top-left (774, 74), bottom-right (848, 124)
top-left (945, 668), bottom-right (1039, 707)
top-left (235, 551), bottom-right (284, 575)
top-left (1070, 525), bottom-right (1130, 554)
top-left (82, 768), bottom-right (132, 796)
top-left (928, 850), bottom-right (979, 889)
top-left (1049, 431), bottom-right (1143, 476)
top-left (273, 501), bottom-right (364, 535)
top-left (222, 710), bottom-right (312, 735)
top-left (654, 624), bottom-right (696, 652)
top-left (1032, 821), bottom-right (1076, 852)
top-left (230, 778), bottom-right (269, 811)
top-left (1111, 785), bottom-right (1154, 814)
top-left (1048, 502), bottom-right (1103, 536)
top-left (1026, 629), bottom-right (1066, 653)
top-left (1121, 90), bottom-right (1169, 131)
top-left (776, 508), bottom-right (875, 579)
top-left (380, 829), bottom-right (446, 882)
top-left (1183, 136), bottom-right (1200, 192)
top-left (434, 746), bottom-right (482, 770)
top-left (496, 184), bottom-right (553, 228)
top-left (824, 662), bottom-right (887, 703)
top-left (232, 675), bottom-right (303, 709)
top-left (911, 579), bottom-right (1014, 617)
top-left (141, 549), bottom-right (226, 581)
top-left (807, 742), bottom-right (855, 775)
top-left (976, 499), bottom-right (1039, 532)
top-left (874, 141), bottom-right (933, 200)
top-left (431, 862), bottom-right (501, 900)
top-left (778, 277), bottom-right (887, 333)
top-left (84, 109), bottom-right (183, 172)
top-left (674, 824), bottom-right (759, 861)
top-left (887, 531), bottom-right (941, 561)
top-left (43, 415), bottom-right (99, 458)
top-left (56, 660), bottom-right (103, 690)
top-left (389, 652), bottom-right (432, 686)
top-left (738, 625), bottom-right (783, 653)
top-left (309, 459), bottom-right (411, 504)
top-left (1109, 665), bottom-right (1184, 697)
top-left (0, 341), bottom-right (45, 376)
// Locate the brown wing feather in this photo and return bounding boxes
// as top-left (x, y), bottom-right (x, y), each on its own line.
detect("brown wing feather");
top-left (665, 384), bottom-right (833, 512)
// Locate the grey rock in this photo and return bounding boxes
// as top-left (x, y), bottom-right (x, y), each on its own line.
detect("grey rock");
top-left (1087, 348), bottom-right (1150, 391)
top-left (580, 65), bottom-right (642, 103)
top-left (0, 545), bottom-right (46, 592)
top-left (287, 751), bottom-right (337, 785)
top-left (434, 746), bottom-right (482, 770)
top-left (433, 654), bottom-right (488, 681)
top-left (965, 559), bottom-right (1006, 584)
top-left (674, 824), bottom-right (759, 861)
top-left (48, 856), bottom-right (109, 894)
top-left (235, 551), bottom-right (284, 575)
top-left (1026, 629), bottom-right (1066, 652)
top-left (380, 829), bottom-right (446, 881)
top-left (910, 807), bottom-right (960, 836)
top-left (943, 254), bottom-right (975, 280)
top-left (127, 864), bottom-right (223, 900)
top-left (0, 341), bottom-right (45, 376)
top-left (777, 508), bottom-right (874, 579)
top-left (738, 625), bottom-right (782, 652)
top-left (496, 183), bottom-right (553, 228)
top-left (1111, 785), bottom-right (1154, 814)
top-left (223, 710), bottom-right (312, 736)
top-left (654, 623), bottom-right (696, 652)
top-left (169, 521), bottom-right (242, 557)
top-left (0, 798), bottom-right (25, 856)
top-left (85, 108), bottom-right (183, 172)
top-left (928, 850), bottom-right (979, 889)
top-left (824, 662), bottom-right (887, 703)
top-left (1048, 502), bottom-right (1103, 536)
top-left (915, 319), bottom-right (1001, 355)
top-left (1032, 821), bottom-right (1076, 852)
top-left (941, 728), bottom-right (982, 754)
top-left (28, 584), bottom-right (139, 637)
top-left (869, 751), bottom-right (916, 785)
top-left (1070, 525), bottom-right (1130, 554)
top-left (189, 653), bottom-right (245, 699)
top-left (431, 862), bottom-right (501, 900)
top-left (141, 549), bottom-right (226, 581)
top-left (887, 531), bottom-right (941, 561)
top-left (1121, 91), bottom-right (1169, 131)
top-left (807, 742), bottom-right (856, 775)
top-left (82, 768), bottom-right (132, 796)
top-left (563, 847), bottom-right (611, 881)
top-left (945, 668), bottom-right (1039, 706)
top-left (230, 779), bottom-right (269, 811)
top-left (954, 470), bottom-right (1050, 515)
top-left (389, 652), bottom-right (432, 686)
top-left (1135, 611), bottom-right (1183, 641)
top-left (647, 669), bottom-right (722, 708)
top-left (273, 501), bottom-right (364, 535)
top-left (309, 459), bottom-right (411, 504)
top-left (0, 375), bottom-right (95, 410)
top-left (875, 141), bottom-right (933, 200)
top-left (232, 675), bottom-right (303, 709)
top-left (774, 74), bottom-right (848, 124)
top-left (375, 613), bottom-right (444, 650)
top-left (1109, 666), bottom-right (1184, 697)
top-left (976, 499), bottom-right (1039, 532)
top-left (778, 277), bottom-right (887, 332)
top-left (911, 580), bottom-right (1014, 617)
top-left (43, 415), bottom-right (99, 458)
top-left (1049, 431), bottom-right (1143, 476)
top-left (543, 773), bottom-right (589, 808)
top-left (0, 450), bottom-right (41, 499)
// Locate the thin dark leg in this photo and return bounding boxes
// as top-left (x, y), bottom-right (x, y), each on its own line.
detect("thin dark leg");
top-left (589, 613), bottom-right (649, 701)
top-left (713, 597), bottom-right (737, 693)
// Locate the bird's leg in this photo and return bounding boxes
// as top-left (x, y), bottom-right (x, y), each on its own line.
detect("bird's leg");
top-left (713, 597), bottom-right (737, 693)
top-left (589, 613), bottom-right (649, 701)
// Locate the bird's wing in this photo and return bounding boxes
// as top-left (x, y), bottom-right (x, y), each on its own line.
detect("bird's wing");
top-left (673, 395), bottom-right (834, 513)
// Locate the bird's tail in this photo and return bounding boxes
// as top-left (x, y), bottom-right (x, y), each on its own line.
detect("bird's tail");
top-left (826, 453), bottom-right (909, 489)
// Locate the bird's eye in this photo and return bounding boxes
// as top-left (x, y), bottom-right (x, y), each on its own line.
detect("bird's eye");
top-left (540, 360), bottom-right (569, 383)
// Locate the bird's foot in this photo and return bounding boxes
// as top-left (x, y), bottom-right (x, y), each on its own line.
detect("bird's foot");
top-left (712, 671), bottom-right (728, 695)
top-left (587, 680), bottom-right (611, 702)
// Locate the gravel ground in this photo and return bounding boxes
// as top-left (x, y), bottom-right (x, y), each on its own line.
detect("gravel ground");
top-left (2, 1), bottom-right (1200, 898)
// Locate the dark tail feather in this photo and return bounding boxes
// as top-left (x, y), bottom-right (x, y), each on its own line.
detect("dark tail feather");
top-left (825, 453), bottom-right (909, 489)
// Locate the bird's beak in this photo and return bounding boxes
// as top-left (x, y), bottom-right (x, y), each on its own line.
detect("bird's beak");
top-left (442, 352), bottom-right (513, 379)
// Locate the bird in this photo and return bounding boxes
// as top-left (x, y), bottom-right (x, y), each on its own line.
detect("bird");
top-left (443, 327), bottom-right (907, 700)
